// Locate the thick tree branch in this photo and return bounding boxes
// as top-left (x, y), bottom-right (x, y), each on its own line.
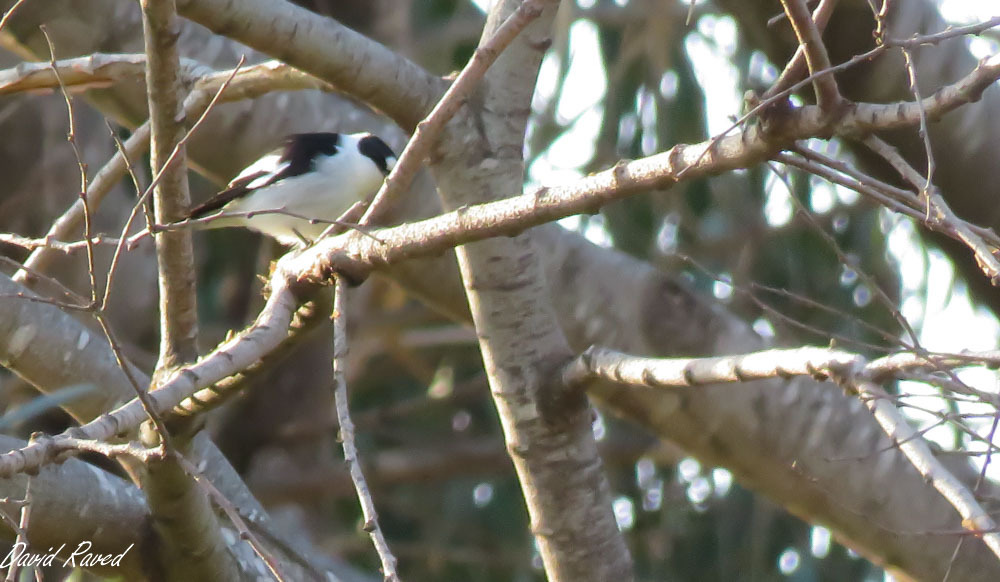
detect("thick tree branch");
top-left (424, 0), bottom-right (633, 579)
top-left (142, 448), bottom-right (242, 581)
top-left (564, 345), bottom-right (1000, 561)
top-left (142, 0), bottom-right (198, 371)
top-left (0, 53), bottom-right (209, 95)
top-left (0, 436), bottom-right (148, 579)
top-left (171, 0), bottom-right (446, 130)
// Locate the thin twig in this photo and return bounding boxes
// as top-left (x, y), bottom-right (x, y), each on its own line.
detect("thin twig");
top-left (766, 159), bottom-right (921, 346)
top-left (0, 0), bottom-right (29, 35)
top-left (859, 136), bottom-right (1000, 284)
top-left (39, 26), bottom-right (99, 308)
top-left (143, 205), bottom-right (383, 246)
top-left (900, 48), bottom-right (935, 208)
top-left (871, 0), bottom-right (891, 43)
top-left (778, 146), bottom-right (1000, 281)
top-left (0, 256), bottom-right (92, 308)
top-left (13, 122), bottom-right (151, 285)
top-left (0, 232), bottom-right (120, 253)
top-left (4, 477), bottom-right (32, 582)
top-left (102, 121), bottom-right (149, 308)
top-left (332, 276), bottom-right (400, 581)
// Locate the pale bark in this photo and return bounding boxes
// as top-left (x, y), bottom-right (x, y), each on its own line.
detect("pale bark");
top-left (0, 435), bottom-right (148, 579)
top-left (141, 0), bottom-right (199, 371)
top-left (0, 275), bottom-right (367, 581)
top-left (428, 0), bottom-right (633, 578)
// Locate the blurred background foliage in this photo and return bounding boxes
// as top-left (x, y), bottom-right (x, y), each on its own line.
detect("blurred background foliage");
top-left (2, 0), bottom-right (998, 580)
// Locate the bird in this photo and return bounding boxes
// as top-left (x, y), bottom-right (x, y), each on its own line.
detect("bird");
top-left (180, 132), bottom-right (396, 247)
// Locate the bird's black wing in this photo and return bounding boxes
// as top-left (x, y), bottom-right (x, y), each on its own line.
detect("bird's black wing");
top-left (183, 133), bottom-right (343, 221)
top-left (185, 170), bottom-right (271, 220)
top-left (277, 132), bottom-right (341, 177)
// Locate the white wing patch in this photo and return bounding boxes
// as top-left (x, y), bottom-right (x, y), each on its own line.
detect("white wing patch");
top-left (231, 153), bottom-right (288, 189)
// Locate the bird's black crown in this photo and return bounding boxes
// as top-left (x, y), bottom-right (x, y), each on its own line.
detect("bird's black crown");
top-left (357, 135), bottom-right (396, 175)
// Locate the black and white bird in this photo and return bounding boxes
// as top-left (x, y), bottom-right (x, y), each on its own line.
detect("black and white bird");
top-left (182, 132), bottom-right (396, 247)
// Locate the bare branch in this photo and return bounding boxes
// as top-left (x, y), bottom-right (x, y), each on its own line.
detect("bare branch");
top-left (142, 0), bottom-right (199, 372)
top-left (172, 0), bottom-right (447, 130)
top-left (563, 345), bottom-right (861, 388)
top-left (0, 0), bottom-right (28, 35)
top-left (332, 277), bottom-right (399, 581)
top-left (563, 345), bottom-right (1000, 390)
top-left (171, 454), bottom-right (289, 582)
top-left (0, 55), bottom-right (326, 99)
top-left (860, 136), bottom-right (1000, 283)
top-left (564, 344), bottom-right (1000, 562)
top-left (358, 0), bottom-right (546, 225)
top-left (765, 0), bottom-right (839, 100)
top-left (0, 53), bottom-right (210, 96)
top-left (0, 232), bottom-right (121, 253)
top-left (778, 0), bottom-right (842, 111)
top-left (5, 478), bottom-right (32, 582)
top-left (846, 379), bottom-right (1000, 561)
top-left (0, 273), bottom-right (297, 478)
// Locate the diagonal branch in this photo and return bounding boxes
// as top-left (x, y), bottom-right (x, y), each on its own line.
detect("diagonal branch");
top-left (764, 0), bottom-right (839, 100)
top-left (171, 0), bottom-right (446, 130)
top-left (358, 0), bottom-right (546, 225)
top-left (778, 0), bottom-right (842, 111)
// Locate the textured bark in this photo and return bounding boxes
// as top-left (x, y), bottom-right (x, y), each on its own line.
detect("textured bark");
top-left (0, 435), bottom-right (150, 579)
top-left (428, 1), bottom-right (633, 579)
top-left (142, 451), bottom-right (241, 581)
top-left (141, 0), bottom-right (199, 371)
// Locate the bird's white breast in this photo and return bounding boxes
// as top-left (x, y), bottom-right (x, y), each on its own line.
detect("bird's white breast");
top-left (222, 145), bottom-right (385, 246)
